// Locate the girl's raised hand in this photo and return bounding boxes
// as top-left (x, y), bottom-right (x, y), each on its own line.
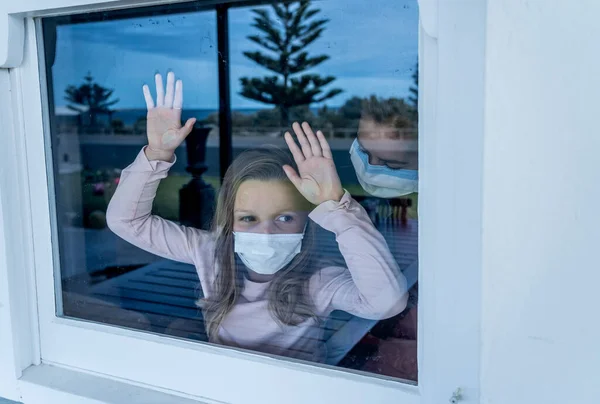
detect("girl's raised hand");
top-left (283, 122), bottom-right (344, 205)
top-left (142, 72), bottom-right (196, 161)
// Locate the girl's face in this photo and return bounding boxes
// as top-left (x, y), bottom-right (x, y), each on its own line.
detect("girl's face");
top-left (233, 179), bottom-right (309, 234)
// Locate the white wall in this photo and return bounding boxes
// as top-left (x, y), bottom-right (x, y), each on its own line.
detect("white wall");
top-left (481, 1), bottom-right (600, 403)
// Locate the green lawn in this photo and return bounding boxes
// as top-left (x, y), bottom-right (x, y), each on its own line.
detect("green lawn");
top-left (78, 173), bottom-right (418, 226)
top-left (148, 175), bottom-right (418, 221)
top-left (153, 174), bottom-right (221, 221)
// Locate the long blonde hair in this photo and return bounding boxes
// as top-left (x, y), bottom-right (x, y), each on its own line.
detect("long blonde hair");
top-left (199, 147), bottom-right (318, 342)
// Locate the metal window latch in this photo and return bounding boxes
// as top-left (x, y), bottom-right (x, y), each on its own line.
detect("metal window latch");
top-left (449, 388), bottom-right (463, 403)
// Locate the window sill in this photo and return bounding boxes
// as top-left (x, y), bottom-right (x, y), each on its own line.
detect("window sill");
top-left (18, 364), bottom-right (212, 404)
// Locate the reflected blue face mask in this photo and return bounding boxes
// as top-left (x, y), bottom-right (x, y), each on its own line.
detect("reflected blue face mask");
top-left (349, 139), bottom-right (418, 198)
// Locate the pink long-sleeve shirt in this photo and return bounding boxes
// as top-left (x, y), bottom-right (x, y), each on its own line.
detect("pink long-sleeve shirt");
top-left (106, 148), bottom-right (408, 362)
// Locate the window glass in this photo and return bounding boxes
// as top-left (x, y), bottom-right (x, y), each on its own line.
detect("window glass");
top-left (44, 0), bottom-right (418, 384)
top-left (229, 0), bottom-right (418, 382)
top-left (45, 7), bottom-right (219, 341)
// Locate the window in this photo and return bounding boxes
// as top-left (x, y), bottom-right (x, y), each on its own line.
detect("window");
top-left (41, 0), bottom-right (419, 386)
top-left (1, 0), bottom-right (486, 401)
top-left (43, 6), bottom-right (219, 339)
top-left (228, 1), bottom-right (419, 381)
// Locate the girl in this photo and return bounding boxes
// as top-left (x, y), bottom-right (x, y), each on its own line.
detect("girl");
top-left (107, 72), bottom-right (408, 362)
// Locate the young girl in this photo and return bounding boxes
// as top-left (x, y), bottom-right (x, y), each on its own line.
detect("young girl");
top-left (107, 72), bottom-right (408, 362)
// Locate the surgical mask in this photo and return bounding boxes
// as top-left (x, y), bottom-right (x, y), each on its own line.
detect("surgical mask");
top-left (233, 231), bottom-right (304, 275)
top-left (350, 139), bottom-right (418, 198)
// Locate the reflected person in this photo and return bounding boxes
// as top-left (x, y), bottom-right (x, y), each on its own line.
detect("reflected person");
top-left (107, 72), bottom-right (408, 362)
top-left (342, 103), bottom-right (419, 377)
top-left (349, 104), bottom-right (418, 198)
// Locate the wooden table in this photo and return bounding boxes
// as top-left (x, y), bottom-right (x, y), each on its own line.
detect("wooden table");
top-left (63, 220), bottom-right (418, 344)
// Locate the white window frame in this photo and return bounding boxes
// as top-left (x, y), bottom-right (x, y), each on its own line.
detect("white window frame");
top-left (0, 0), bottom-right (487, 403)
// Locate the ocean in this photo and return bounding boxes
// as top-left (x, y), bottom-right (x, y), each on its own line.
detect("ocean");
top-left (112, 107), bottom-right (327, 126)
top-left (112, 108), bottom-right (232, 125)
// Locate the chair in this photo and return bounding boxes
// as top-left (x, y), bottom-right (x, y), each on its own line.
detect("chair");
top-left (353, 195), bottom-right (414, 227)
top-left (323, 260), bottom-right (418, 366)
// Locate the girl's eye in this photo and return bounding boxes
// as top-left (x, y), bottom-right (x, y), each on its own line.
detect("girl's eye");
top-left (238, 216), bottom-right (256, 223)
top-left (276, 215), bottom-right (294, 223)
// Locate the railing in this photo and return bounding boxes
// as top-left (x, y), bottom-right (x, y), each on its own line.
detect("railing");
top-left (230, 126), bottom-right (418, 139)
top-left (59, 126), bottom-right (419, 151)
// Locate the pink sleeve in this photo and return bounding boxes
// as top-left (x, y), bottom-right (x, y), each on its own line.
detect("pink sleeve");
top-left (106, 147), bottom-right (211, 265)
top-left (308, 191), bottom-right (408, 319)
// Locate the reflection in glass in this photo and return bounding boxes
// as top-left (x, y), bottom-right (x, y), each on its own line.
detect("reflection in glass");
top-left (229, 0), bottom-right (419, 381)
top-left (44, 0), bottom-right (419, 385)
top-left (46, 9), bottom-right (218, 341)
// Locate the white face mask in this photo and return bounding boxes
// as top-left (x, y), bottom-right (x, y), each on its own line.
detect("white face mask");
top-left (350, 139), bottom-right (418, 198)
top-left (233, 231), bottom-right (304, 275)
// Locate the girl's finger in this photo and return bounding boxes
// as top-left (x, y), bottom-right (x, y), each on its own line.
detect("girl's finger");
top-left (292, 122), bottom-right (313, 158)
top-left (316, 130), bottom-right (332, 159)
top-left (164, 71), bottom-right (175, 108)
top-left (173, 80), bottom-right (183, 109)
top-left (284, 131), bottom-right (305, 163)
top-left (301, 122), bottom-right (322, 157)
top-left (155, 73), bottom-right (165, 106)
top-left (282, 165), bottom-right (303, 190)
top-left (178, 118), bottom-right (196, 138)
top-left (142, 84), bottom-right (154, 110)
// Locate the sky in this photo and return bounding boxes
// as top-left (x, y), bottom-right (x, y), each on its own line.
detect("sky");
top-left (51, 0), bottom-right (418, 110)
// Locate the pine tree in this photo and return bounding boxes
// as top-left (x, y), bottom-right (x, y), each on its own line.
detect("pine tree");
top-left (65, 72), bottom-right (119, 130)
top-left (240, 0), bottom-right (342, 128)
top-left (408, 62), bottom-right (418, 121)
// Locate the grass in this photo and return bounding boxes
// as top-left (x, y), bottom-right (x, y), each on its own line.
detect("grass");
top-left (153, 174), bottom-right (221, 221)
top-left (76, 173), bottom-right (418, 226)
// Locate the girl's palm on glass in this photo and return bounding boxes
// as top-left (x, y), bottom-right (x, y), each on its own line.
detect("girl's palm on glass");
top-left (142, 72), bottom-right (196, 158)
top-left (283, 122), bottom-right (344, 205)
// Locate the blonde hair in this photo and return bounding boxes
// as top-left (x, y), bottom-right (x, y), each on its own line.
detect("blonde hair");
top-left (198, 147), bottom-right (318, 342)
